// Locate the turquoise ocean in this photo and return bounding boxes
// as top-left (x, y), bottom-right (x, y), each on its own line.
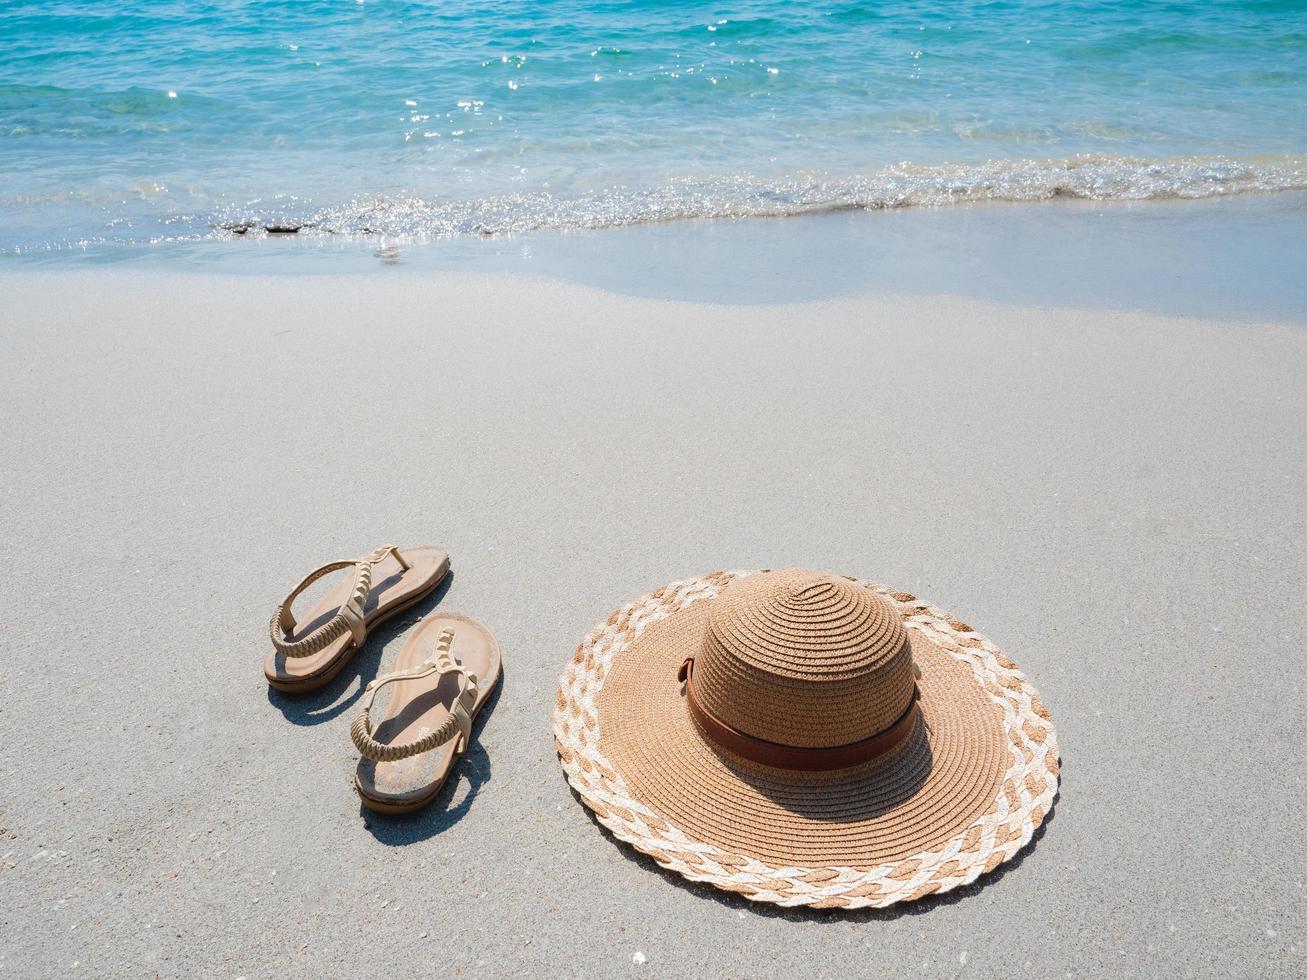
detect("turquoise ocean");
top-left (2, 0), bottom-right (1306, 255)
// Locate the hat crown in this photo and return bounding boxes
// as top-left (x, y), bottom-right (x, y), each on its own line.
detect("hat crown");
top-left (695, 569), bottom-right (915, 749)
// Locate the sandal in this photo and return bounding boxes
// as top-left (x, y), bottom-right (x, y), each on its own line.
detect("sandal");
top-left (351, 613), bottom-right (502, 814)
top-left (264, 545), bottom-right (449, 693)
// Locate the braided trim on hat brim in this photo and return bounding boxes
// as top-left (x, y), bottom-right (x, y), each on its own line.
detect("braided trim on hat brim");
top-left (552, 571), bottom-right (1060, 911)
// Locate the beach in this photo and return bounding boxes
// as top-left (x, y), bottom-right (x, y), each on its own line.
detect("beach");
top-left (2, 264), bottom-right (1304, 976)
top-left (5, 0), bottom-right (1306, 973)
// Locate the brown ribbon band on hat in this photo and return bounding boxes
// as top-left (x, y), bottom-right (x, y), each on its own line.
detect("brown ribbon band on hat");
top-left (678, 657), bottom-right (920, 772)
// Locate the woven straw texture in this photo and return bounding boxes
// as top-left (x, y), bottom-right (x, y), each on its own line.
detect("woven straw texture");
top-left (553, 570), bottom-right (1059, 910)
top-left (696, 570), bottom-right (916, 747)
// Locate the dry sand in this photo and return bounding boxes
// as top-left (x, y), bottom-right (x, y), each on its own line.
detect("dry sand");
top-left (1, 269), bottom-right (1303, 977)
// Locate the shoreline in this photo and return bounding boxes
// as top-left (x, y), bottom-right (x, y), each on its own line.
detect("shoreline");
top-left (7, 191), bottom-right (1307, 323)
top-left (6, 150), bottom-right (1307, 256)
top-left (1, 269), bottom-right (1304, 975)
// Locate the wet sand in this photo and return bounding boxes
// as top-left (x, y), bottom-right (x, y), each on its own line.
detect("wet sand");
top-left (1, 268), bottom-right (1303, 976)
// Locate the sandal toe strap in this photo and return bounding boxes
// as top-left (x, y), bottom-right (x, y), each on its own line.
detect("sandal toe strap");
top-left (350, 627), bottom-right (479, 763)
top-left (269, 545), bottom-right (409, 659)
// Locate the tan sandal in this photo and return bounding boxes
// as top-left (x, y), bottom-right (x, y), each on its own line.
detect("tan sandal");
top-left (351, 613), bottom-right (501, 815)
top-left (264, 545), bottom-right (449, 693)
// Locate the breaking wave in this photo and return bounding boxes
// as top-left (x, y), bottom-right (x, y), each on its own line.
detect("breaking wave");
top-left (212, 153), bottom-right (1307, 240)
top-left (5, 153), bottom-right (1306, 253)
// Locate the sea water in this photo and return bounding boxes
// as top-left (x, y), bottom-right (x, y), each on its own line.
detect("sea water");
top-left (2, 0), bottom-right (1305, 254)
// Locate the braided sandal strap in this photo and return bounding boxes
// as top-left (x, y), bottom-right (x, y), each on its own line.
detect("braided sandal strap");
top-left (350, 628), bottom-right (479, 763)
top-left (269, 545), bottom-right (409, 659)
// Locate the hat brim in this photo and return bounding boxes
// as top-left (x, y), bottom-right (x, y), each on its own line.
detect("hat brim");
top-left (554, 571), bottom-right (1059, 910)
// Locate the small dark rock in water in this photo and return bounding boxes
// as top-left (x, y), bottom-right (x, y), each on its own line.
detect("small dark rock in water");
top-left (264, 224), bottom-right (302, 235)
top-left (218, 221), bottom-right (255, 235)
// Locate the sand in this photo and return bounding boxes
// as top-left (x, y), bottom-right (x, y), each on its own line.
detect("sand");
top-left (1, 268), bottom-right (1303, 977)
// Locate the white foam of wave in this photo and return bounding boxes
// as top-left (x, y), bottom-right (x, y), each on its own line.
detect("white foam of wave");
top-left (5, 152), bottom-right (1305, 253)
top-left (280, 153), bottom-right (1307, 240)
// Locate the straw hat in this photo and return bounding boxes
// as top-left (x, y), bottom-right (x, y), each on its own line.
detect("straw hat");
top-left (554, 569), bottom-right (1059, 910)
